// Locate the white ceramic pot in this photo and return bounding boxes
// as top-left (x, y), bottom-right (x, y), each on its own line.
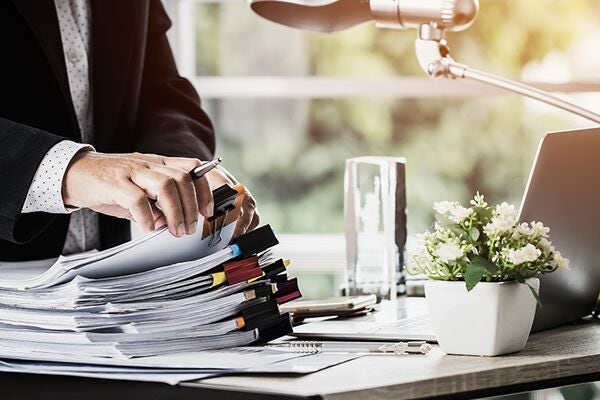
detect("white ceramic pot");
top-left (425, 278), bottom-right (539, 356)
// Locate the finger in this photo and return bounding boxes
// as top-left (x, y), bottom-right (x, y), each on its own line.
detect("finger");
top-left (130, 168), bottom-right (186, 237)
top-left (161, 156), bottom-right (202, 171)
top-left (248, 209), bottom-right (260, 231)
top-left (150, 165), bottom-right (200, 235)
top-left (205, 168), bottom-right (234, 188)
top-left (233, 206), bottom-right (246, 238)
top-left (150, 202), bottom-right (167, 230)
top-left (216, 165), bottom-right (239, 185)
top-left (111, 180), bottom-right (155, 233)
top-left (194, 176), bottom-right (214, 218)
top-left (162, 157), bottom-right (217, 220)
top-left (234, 194), bottom-right (258, 236)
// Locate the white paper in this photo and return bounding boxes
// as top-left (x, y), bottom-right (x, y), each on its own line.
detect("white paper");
top-left (0, 219), bottom-right (235, 289)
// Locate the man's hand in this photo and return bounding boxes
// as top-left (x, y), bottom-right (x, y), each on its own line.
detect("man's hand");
top-left (62, 151), bottom-right (259, 237)
top-left (204, 166), bottom-right (260, 237)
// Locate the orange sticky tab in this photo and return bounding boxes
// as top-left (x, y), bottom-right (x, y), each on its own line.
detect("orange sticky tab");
top-left (235, 316), bottom-right (246, 329)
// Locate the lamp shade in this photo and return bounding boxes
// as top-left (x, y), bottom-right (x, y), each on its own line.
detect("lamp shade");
top-left (250, 0), bottom-right (479, 33)
top-left (249, 0), bottom-right (372, 33)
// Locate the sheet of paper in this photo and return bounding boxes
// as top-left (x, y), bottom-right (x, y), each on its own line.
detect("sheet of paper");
top-left (0, 361), bottom-right (218, 385)
top-left (0, 351), bottom-right (360, 385)
top-left (0, 218), bottom-right (236, 289)
top-left (0, 347), bottom-right (301, 370)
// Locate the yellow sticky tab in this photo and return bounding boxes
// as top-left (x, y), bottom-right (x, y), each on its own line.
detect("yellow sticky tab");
top-left (247, 271), bottom-right (265, 283)
top-left (211, 271), bottom-right (227, 287)
top-left (284, 259), bottom-right (291, 268)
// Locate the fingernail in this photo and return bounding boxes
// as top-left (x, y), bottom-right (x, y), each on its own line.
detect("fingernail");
top-left (204, 202), bottom-right (214, 218)
top-left (187, 222), bottom-right (197, 235)
top-left (177, 223), bottom-right (185, 237)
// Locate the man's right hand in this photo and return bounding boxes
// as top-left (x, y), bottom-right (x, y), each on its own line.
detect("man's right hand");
top-left (62, 151), bottom-right (214, 237)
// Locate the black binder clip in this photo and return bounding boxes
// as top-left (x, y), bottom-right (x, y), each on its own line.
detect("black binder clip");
top-left (258, 313), bottom-right (294, 343)
top-left (262, 259), bottom-right (287, 279)
top-left (241, 298), bottom-right (281, 330)
top-left (231, 225), bottom-right (279, 258)
top-left (208, 185), bottom-right (238, 247)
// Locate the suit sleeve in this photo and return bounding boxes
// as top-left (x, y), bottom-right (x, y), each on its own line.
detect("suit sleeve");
top-left (0, 117), bottom-right (66, 243)
top-left (133, 0), bottom-right (216, 161)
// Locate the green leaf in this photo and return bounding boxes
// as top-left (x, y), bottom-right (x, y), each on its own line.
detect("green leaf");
top-left (465, 263), bottom-right (486, 291)
top-left (473, 206), bottom-right (493, 224)
top-left (465, 255), bottom-right (496, 291)
top-left (470, 255), bottom-right (497, 274)
top-left (526, 282), bottom-right (542, 308)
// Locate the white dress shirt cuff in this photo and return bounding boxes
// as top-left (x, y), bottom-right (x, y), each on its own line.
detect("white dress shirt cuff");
top-left (22, 140), bottom-right (94, 214)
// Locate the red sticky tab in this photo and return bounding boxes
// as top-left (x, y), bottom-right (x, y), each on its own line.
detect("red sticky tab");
top-left (223, 256), bottom-right (263, 285)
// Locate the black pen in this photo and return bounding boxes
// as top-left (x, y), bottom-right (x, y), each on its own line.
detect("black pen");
top-left (189, 158), bottom-right (222, 180)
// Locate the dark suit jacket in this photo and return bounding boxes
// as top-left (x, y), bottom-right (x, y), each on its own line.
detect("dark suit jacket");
top-left (0, 0), bottom-right (216, 261)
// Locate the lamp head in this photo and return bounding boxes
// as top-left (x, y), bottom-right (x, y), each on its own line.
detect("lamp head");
top-left (249, 0), bottom-right (479, 33)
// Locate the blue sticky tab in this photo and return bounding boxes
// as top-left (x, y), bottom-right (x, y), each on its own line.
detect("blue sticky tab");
top-left (231, 244), bottom-right (242, 257)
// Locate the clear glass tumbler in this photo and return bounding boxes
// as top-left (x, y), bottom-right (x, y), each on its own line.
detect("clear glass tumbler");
top-left (343, 156), bottom-right (407, 301)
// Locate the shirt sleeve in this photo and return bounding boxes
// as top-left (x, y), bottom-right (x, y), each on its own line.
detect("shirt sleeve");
top-left (21, 140), bottom-right (94, 214)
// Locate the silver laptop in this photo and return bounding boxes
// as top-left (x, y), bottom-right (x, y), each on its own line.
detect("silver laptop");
top-left (292, 127), bottom-right (600, 341)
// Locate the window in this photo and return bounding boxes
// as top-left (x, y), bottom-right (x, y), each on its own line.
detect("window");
top-left (162, 0), bottom-right (600, 297)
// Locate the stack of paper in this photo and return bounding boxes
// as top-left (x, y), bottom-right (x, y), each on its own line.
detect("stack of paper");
top-left (0, 214), bottom-right (301, 366)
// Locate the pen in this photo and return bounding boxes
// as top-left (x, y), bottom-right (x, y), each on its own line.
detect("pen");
top-left (267, 341), bottom-right (432, 355)
top-left (189, 157), bottom-right (222, 180)
top-left (150, 158), bottom-right (222, 208)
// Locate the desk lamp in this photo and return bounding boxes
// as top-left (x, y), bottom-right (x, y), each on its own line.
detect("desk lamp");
top-left (249, 0), bottom-right (600, 124)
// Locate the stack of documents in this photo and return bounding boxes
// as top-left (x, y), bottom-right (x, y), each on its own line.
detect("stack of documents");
top-left (0, 224), bottom-right (300, 361)
top-left (0, 185), bottom-right (307, 382)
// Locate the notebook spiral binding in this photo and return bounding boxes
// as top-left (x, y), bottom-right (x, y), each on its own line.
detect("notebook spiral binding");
top-left (272, 341), bottom-right (323, 353)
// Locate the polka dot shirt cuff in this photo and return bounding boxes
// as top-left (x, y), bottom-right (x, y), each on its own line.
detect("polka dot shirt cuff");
top-left (22, 140), bottom-right (95, 214)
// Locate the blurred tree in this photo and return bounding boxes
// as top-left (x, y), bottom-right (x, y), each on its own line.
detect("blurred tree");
top-left (195, 0), bottom-right (600, 234)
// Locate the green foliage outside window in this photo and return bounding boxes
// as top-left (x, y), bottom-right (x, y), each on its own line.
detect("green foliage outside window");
top-left (194, 0), bottom-right (600, 235)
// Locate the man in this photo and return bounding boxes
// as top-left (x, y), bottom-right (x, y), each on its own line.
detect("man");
top-left (0, 0), bottom-right (258, 261)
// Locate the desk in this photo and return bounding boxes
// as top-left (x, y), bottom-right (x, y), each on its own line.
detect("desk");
top-left (0, 321), bottom-right (597, 400)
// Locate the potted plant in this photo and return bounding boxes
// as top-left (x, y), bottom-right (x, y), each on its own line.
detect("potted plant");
top-left (408, 193), bottom-right (569, 356)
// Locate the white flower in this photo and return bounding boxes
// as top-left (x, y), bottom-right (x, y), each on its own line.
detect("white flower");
top-left (435, 242), bottom-right (465, 263)
top-left (433, 201), bottom-right (455, 215)
top-left (496, 202), bottom-right (516, 217)
top-left (470, 192), bottom-right (488, 208)
top-left (506, 243), bottom-right (542, 265)
top-left (483, 215), bottom-right (516, 236)
top-left (517, 222), bottom-right (532, 236)
top-left (552, 251), bottom-right (570, 269)
top-left (530, 221), bottom-right (550, 237)
top-left (537, 238), bottom-right (555, 255)
top-left (448, 206), bottom-right (473, 223)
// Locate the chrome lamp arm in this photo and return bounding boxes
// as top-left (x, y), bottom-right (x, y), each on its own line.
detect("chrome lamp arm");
top-left (415, 24), bottom-right (600, 124)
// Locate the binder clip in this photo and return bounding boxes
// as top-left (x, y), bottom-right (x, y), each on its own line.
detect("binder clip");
top-left (241, 298), bottom-right (281, 330)
top-left (261, 259), bottom-right (288, 280)
top-left (274, 278), bottom-right (302, 305)
top-left (231, 225), bottom-right (279, 258)
top-left (258, 313), bottom-right (294, 343)
top-left (207, 185), bottom-right (239, 247)
top-left (269, 273), bottom-right (289, 284)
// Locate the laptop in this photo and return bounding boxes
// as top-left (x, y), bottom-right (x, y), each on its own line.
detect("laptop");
top-left (521, 127), bottom-right (600, 331)
top-left (292, 127), bottom-right (600, 341)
